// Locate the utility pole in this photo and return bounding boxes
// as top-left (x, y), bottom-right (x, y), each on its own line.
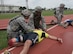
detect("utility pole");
top-left (26, 0), bottom-right (29, 9)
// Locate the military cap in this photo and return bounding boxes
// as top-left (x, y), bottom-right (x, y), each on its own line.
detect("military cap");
top-left (60, 3), bottom-right (65, 7)
top-left (21, 9), bottom-right (31, 16)
top-left (34, 6), bottom-right (42, 12)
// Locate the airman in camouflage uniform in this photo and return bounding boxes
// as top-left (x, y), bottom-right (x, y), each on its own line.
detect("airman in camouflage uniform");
top-left (7, 9), bottom-right (33, 40)
top-left (29, 6), bottom-right (47, 31)
top-left (54, 4), bottom-right (65, 25)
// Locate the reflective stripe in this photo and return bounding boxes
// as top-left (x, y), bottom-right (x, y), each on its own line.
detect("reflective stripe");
top-left (19, 35), bottom-right (23, 42)
top-left (33, 36), bottom-right (38, 43)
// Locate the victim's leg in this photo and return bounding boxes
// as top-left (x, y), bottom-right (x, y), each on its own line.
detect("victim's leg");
top-left (20, 32), bottom-right (38, 54)
top-left (20, 40), bottom-right (32, 54)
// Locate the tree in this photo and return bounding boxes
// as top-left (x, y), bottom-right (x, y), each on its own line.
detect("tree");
top-left (19, 7), bottom-right (26, 11)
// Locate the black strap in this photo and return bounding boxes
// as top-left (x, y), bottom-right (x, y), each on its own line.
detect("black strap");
top-left (41, 32), bottom-right (46, 38)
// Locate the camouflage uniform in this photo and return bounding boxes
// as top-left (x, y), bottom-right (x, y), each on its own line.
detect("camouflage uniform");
top-left (29, 6), bottom-right (46, 30)
top-left (7, 9), bottom-right (33, 39)
top-left (54, 4), bottom-right (65, 24)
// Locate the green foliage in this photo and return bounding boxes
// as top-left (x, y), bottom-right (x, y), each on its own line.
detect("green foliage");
top-left (19, 7), bottom-right (26, 11)
top-left (0, 30), bottom-right (8, 50)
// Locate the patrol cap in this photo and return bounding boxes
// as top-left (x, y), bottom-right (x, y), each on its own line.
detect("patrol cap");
top-left (21, 9), bottom-right (31, 16)
top-left (60, 3), bottom-right (65, 7)
top-left (34, 6), bottom-right (42, 12)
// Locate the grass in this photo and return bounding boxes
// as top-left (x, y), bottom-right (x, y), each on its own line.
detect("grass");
top-left (0, 13), bottom-right (20, 19)
top-left (0, 30), bottom-right (8, 50)
top-left (42, 10), bottom-right (54, 16)
top-left (64, 10), bottom-right (73, 15)
top-left (42, 10), bottom-right (73, 16)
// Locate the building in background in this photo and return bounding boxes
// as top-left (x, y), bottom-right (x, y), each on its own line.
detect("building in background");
top-left (0, 4), bottom-right (22, 13)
